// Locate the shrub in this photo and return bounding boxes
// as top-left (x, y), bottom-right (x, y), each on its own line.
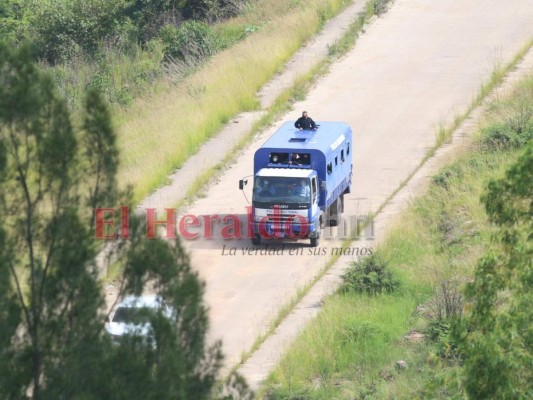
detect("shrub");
top-left (340, 254), bottom-right (400, 295)
top-left (481, 122), bottom-right (533, 150)
top-left (182, 0), bottom-right (246, 22)
top-left (29, 0), bottom-right (128, 64)
top-left (429, 277), bottom-right (465, 321)
top-left (425, 320), bottom-right (461, 361)
top-left (432, 164), bottom-right (463, 189)
top-left (0, 0), bottom-right (27, 44)
top-left (159, 21), bottom-right (220, 63)
top-left (367, 0), bottom-right (391, 17)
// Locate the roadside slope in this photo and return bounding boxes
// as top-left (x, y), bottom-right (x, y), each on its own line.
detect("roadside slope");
top-left (262, 51), bottom-right (533, 398)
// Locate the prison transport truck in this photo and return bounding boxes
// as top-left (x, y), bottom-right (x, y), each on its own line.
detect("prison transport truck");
top-left (239, 121), bottom-right (353, 247)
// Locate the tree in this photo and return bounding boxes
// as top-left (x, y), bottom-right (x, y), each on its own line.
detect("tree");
top-left (456, 141), bottom-right (533, 399)
top-left (82, 86), bottom-right (119, 230)
top-left (0, 43), bottom-right (224, 399)
top-left (0, 41), bottom-right (108, 399)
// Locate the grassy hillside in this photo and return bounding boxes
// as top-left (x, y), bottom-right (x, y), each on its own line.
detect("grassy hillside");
top-left (260, 72), bottom-right (532, 399)
top-left (2, 0), bottom-right (359, 201)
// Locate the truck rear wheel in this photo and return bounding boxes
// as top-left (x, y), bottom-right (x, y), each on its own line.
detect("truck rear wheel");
top-left (329, 196), bottom-right (343, 227)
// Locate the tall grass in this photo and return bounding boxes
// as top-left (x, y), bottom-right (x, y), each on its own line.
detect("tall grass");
top-left (114, 0), bottom-right (352, 202)
top-left (262, 72), bottom-right (532, 399)
top-left (48, 41), bottom-right (165, 111)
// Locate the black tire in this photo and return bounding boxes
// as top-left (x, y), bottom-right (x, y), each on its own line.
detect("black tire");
top-left (329, 196), bottom-right (343, 227)
top-left (310, 223), bottom-right (320, 247)
top-left (251, 234), bottom-right (262, 245)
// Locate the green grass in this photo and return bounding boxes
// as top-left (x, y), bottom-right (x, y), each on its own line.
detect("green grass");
top-left (261, 71), bottom-right (533, 399)
top-left (49, 41), bottom-right (166, 111)
top-left (270, 294), bottom-right (418, 399)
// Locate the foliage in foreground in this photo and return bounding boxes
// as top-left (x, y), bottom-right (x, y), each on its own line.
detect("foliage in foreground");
top-left (454, 141), bottom-right (533, 399)
top-left (0, 43), bottom-right (229, 400)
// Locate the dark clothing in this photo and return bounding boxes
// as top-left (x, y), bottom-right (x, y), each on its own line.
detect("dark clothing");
top-left (294, 116), bottom-right (317, 130)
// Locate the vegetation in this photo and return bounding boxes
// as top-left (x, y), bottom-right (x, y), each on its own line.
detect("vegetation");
top-left (0, 44), bottom-right (232, 400)
top-left (2, 0), bottom-right (358, 203)
top-left (2, 0), bottom-right (245, 64)
top-left (456, 141), bottom-right (532, 399)
top-left (1, 0), bottom-right (252, 109)
top-left (340, 254), bottom-right (400, 295)
top-left (261, 72), bottom-right (532, 398)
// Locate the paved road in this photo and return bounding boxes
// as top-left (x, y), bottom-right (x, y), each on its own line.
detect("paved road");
top-left (178, 0), bottom-right (532, 370)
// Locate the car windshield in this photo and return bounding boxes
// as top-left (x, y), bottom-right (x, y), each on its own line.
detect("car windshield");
top-left (253, 176), bottom-right (311, 204)
top-left (112, 306), bottom-right (156, 324)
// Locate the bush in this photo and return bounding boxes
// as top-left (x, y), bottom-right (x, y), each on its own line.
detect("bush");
top-left (367, 0), bottom-right (391, 17)
top-left (481, 122), bottom-right (533, 150)
top-left (183, 0), bottom-right (245, 22)
top-left (29, 0), bottom-right (128, 64)
top-left (432, 164), bottom-right (463, 189)
top-left (340, 254), bottom-right (400, 295)
top-left (0, 0), bottom-right (27, 44)
top-left (159, 21), bottom-right (220, 63)
top-left (425, 320), bottom-right (461, 361)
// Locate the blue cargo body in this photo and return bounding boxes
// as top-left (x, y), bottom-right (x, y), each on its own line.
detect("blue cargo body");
top-left (241, 120), bottom-right (353, 246)
top-left (254, 121), bottom-right (353, 209)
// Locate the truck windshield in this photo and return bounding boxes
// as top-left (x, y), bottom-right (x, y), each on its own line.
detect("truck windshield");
top-left (253, 177), bottom-right (311, 204)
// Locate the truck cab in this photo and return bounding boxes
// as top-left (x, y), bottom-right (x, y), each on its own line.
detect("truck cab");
top-left (251, 168), bottom-right (320, 245)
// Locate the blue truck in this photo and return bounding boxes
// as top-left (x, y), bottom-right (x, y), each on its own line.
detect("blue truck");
top-left (239, 121), bottom-right (353, 246)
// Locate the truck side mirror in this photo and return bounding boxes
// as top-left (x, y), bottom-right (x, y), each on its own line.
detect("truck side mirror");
top-left (239, 179), bottom-right (247, 190)
top-left (320, 181), bottom-right (327, 191)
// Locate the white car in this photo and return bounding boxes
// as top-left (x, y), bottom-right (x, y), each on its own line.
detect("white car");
top-left (105, 295), bottom-right (174, 344)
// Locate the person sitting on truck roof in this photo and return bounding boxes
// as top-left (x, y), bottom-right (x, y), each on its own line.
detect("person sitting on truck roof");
top-left (294, 111), bottom-right (317, 131)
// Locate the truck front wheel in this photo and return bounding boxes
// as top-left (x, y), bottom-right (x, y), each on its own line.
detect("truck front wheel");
top-left (310, 224), bottom-right (320, 247)
top-left (252, 234), bottom-right (262, 245)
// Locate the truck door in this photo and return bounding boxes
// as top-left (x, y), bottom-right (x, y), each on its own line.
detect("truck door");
top-left (311, 176), bottom-right (319, 220)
